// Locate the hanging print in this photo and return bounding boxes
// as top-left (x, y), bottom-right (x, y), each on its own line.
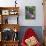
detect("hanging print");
top-left (25, 6), bottom-right (36, 19)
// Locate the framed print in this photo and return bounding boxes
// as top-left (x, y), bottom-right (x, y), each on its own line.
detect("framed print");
top-left (9, 9), bottom-right (15, 15)
top-left (9, 9), bottom-right (18, 15)
top-left (2, 10), bottom-right (9, 15)
top-left (25, 6), bottom-right (36, 19)
top-left (10, 11), bottom-right (15, 15)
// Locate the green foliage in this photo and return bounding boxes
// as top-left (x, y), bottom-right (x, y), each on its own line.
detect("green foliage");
top-left (25, 6), bottom-right (36, 19)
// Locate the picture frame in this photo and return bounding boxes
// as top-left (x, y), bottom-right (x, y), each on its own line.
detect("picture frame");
top-left (9, 10), bottom-right (18, 15)
top-left (10, 11), bottom-right (15, 15)
top-left (2, 10), bottom-right (9, 15)
top-left (25, 6), bottom-right (36, 19)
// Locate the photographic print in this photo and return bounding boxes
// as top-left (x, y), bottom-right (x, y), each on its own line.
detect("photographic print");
top-left (25, 6), bottom-right (36, 19)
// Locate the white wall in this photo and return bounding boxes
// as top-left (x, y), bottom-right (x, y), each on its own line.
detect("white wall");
top-left (18, 0), bottom-right (44, 26)
top-left (0, 0), bottom-right (44, 26)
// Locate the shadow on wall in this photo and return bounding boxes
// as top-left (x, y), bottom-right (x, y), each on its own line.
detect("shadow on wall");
top-left (18, 26), bottom-right (43, 44)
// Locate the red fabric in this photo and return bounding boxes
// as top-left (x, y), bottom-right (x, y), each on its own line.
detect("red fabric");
top-left (21, 28), bottom-right (41, 46)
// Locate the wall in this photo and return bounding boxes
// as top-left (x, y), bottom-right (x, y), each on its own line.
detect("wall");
top-left (0, 0), bottom-right (44, 26)
top-left (18, 0), bottom-right (44, 26)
